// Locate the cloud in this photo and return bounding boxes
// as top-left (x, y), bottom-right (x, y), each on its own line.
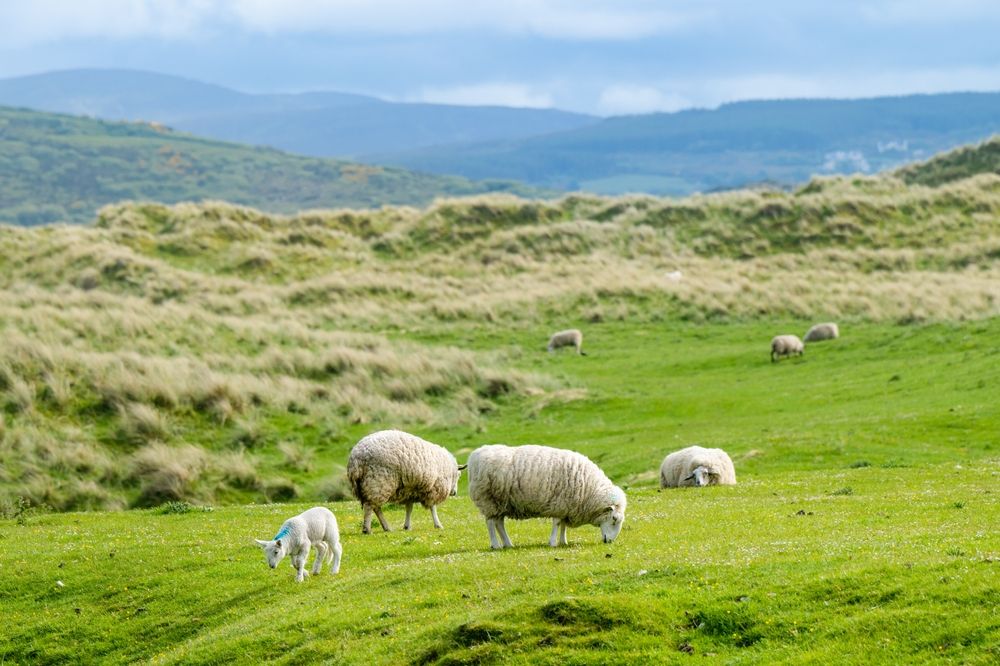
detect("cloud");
top-left (597, 85), bottom-right (692, 115)
top-left (859, 0), bottom-right (1000, 23)
top-left (0, 1), bottom-right (215, 46)
top-left (415, 83), bottom-right (554, 109)
top-left (0, 0), bottom-right (710, 45)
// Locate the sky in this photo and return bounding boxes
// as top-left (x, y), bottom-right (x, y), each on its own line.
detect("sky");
top-left (1, 0), bottom-right (1000, 116)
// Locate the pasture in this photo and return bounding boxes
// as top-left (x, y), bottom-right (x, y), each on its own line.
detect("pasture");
top-left (3, 318), bottom-right (998, 664)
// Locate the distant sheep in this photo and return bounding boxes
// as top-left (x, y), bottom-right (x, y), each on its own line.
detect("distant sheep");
top-left (771, 334), bottom-right (804, 362)
top-left (547, 329), bottom-right (586, 355)
top-left (347, 429), bottom-right (465, 534)
top-left (255, 506), bottom-right (342, 582)
top-left (467, 444), bottom-right (626, 549)
top-left (804, 322), bottom-right (839, 343)
top-left (660, 446), bottom-right (737, 488)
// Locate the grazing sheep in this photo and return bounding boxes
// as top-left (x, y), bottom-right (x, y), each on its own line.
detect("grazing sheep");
top-left (804, 322), bottom-right (839, 343)
top-left (347, 429), bottom-right (466, 534)
top-left (467, 444), bottom-right (626, 549)
top-left (547, 329), bottom-right (586, 355)
top-left (255, 506), bottom-right (342, 582)
top-left (771, 334), bottom-right (804, 362)
top-left (659, 446), bottom-right (737, 488)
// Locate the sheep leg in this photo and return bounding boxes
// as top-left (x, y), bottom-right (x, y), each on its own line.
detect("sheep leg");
top-left (430, 505), bottom-right (443, 529)
top-left (329, 541), bottom-right (342, 574)
top-left (404, 503), bottom-right (413, 530)
top-left (311, 542), bottom-right (326, 575)
top-left (549, 518), bottom-right (561, 547)
top-left (559, 522), bottom-right (568, 546)
top-left (486, 519), bottom-right (502, 550)
top-left (293, 544), bottom-right (309, 582)
top-left (496, 517), bottom-right (514, 548)
top-left (374, 506), bottom-right (391, 532)
top-left (362, 505), bottom-right (373, 534)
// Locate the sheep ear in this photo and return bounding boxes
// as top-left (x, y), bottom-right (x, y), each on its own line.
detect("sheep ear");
top-left (274, 539), bottom-right (281, 548)
top-left (683, 473), bottom-right (695, 481)
top-left (457, 464), bottom-right (468, 471)
top-left (254, 539), bottom-right (269, 548)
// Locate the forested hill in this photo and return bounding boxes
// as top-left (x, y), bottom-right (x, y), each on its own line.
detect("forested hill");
top-left (0, 106), bottom-right (546, 226)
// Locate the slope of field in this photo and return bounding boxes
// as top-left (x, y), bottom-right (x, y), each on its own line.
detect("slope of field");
top-left (369, 92), bottom-right (1000, 194)
top-left (2, 320), bottom-right (998, 664)
top-left (2, 163), bottom-right (1000, 661)
top-left (0, 69), bottom-right (598, 158)
top-left (896, 135), bottom-right (1000, 187)
top-left (0, 106), bottom-right (546, 225)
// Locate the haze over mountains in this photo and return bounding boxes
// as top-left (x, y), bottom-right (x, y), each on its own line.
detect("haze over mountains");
top-left (2, 69), bottom-right (1000, 203)
top-left (0, 69), bottom-right (598, 157)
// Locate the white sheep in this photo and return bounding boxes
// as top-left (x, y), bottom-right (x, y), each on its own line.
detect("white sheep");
top-left (804, 322), bottom-right (839, 343)
top-left (347, 429), bottom-right (466, 534)
top-left (547, 329), bottom-right (586, 355)
top-left (770, 334), bottom-right (804, 362)
top-left (467, 444), bottom-right (626, 549)
top-left (659, 446), bottom-right (737, 488)
top-left (255, 506), bottom-right (342, 582)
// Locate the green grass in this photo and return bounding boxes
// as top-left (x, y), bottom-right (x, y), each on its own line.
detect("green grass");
top-left (2, 318), bottom-right (998, 664)
top-left (0, 106), bottom-right (547, 226)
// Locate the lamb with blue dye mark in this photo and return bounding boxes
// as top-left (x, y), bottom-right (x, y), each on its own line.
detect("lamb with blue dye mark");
top-left (255, 506), bottom-right (342, 582)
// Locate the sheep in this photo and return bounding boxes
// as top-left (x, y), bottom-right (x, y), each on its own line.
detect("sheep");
top-left (467, 444), bottom-right (626, 549)
top-left (659, 446), bottom-right (737, 488)
top-left (347, 429), bottom-right (466, 534)
top-left (804, 322), bottom-right (839, 343)
top-left (770, 334), bottom-right (804, 362)
top-left (255, 506), bottom-right (342, 582)
top-left (547, 328), bottom-right (586, 355)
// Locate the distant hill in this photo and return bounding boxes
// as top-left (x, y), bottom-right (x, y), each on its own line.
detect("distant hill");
top-left (0, 69), bottom-right (598, 158)
top-left (895, 135), bottom-right (1000, 186)
top-left (0, 106), bottom-right (547, 225)
top-left (366, 93), bottom-right (1000, 195)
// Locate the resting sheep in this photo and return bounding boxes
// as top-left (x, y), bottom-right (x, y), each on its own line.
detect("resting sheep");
top-left (347, 429), bottom-right (465, 534)
top-left (770, 334), bottom-right (804, 362)
top-left (547, 329), bottom-right (586, 355)
top-left (659, 446), bottom-right (737, 488)
top-left (255, 506), bottom-right (342, 582)
top-left (804, 322), bottom-right (839, 343)
top-left (467, 444), bottom-right (626, 549)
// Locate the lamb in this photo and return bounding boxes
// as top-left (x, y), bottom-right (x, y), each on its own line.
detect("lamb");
top-left (804, 322), bottom-right (839, 343)
top-left (255, 506), bottom-right (342, 582)
top-left (659, 446), bottom-right (737, 488)
top-left (547, 328), bottom-right (586, 355)
top-left (467, 444), bottom-right (627, 549)
top-left (770, 334), bottom-right (804, 362)
top-left (347, 429), bottom-right (466, 534)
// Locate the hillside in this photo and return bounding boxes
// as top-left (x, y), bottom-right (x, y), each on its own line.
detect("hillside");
top-left (0, 106), bottom-right (546, 225)
top-left (0, 69), bottom-right (598, 158)
top-left (2, 166), bottom-right (1000, 662)
top-left (369, 92), bottom-right (1000, 194)
top-left (896, 135), bottom-right (1000, 186)
top-left (0, 163), bottom-right (1000, 665)
top-left (3, 165), bottom-right (1000, 510)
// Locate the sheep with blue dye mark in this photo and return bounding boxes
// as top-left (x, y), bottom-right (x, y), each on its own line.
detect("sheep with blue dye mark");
top-left (771, 334), bottom-right (804, 362)
top-left (347, 429), bottom-right (465, 534)
top-left (467, 444), bottom-right (626, 549)
top-left (659, 446), bottom-right (737, 488)
top-left (255, 506), bottom-right (342, 582)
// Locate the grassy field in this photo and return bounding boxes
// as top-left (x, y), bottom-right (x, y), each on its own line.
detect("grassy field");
top-left (2, 318), bottom-right (998, 664)
top-left (3, 146), bottom-right (1000, 661)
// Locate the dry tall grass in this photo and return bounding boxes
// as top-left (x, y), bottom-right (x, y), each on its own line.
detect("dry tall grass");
top-left (3, 171), bottom-right (999, 510)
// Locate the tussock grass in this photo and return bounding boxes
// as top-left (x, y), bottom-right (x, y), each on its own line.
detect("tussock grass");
top-left (3, 170), bottom-right (1000, 512)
